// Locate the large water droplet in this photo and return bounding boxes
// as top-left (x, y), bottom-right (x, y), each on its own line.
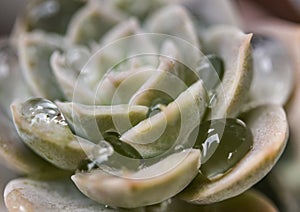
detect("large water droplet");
top-left (250, 34), bottom-right (294, 105)
top-left (25, 0), bottom-right (85, 34)
top-left (194, 118), bottom-right (253, 179)
top-left (196, 54), bottom-right (224, 91)
top-left (104, 131), bottom-right (142, 159)
top-left (22, 98), bottom-right (67, 126)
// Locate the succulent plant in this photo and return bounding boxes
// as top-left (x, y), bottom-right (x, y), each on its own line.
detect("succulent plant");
top-left (0, 0), bottom-right (291, 211)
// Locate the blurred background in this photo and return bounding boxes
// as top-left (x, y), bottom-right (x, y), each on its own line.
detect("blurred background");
top-left (0, 0), bottom-right (27, 36)
top-left (1, 0), bottom-right (300, 211)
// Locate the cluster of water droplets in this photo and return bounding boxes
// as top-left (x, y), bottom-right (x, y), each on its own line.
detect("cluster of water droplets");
top-left (22, 98), bottom-right (68, 126)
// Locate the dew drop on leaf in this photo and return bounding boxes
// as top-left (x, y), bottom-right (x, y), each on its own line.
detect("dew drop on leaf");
top-left (22, 97), bottom-right (67, 126)
top-left (193, 118), bottom-right (253, 179)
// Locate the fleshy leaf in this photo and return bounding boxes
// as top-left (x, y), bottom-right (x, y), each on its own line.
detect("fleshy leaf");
top-left (101, 18), bottom-right (140, 45)
top-left (56, 102), bottom-right (149, 143)
top-left (50, 50), bottom-right (95, 104)
top-left (66, 0), bottom-right (126, 45)
top-left (72, 149), bottom-right (201, 208)
top-left (168, 190), bottom-right (277, 211)
top-left (179, 105), bottom-right (288, 204)
top-left (75, 36), bottom-right (158, 101)
top-left (129, 40), bottom-right (186, 106)
top-left (11, 98), bottom-right (92, 170)
top-left (110, 0), bottom-right (166, 20)
top-left (121, 80), bottom-right (207, 158)
top-left (202, 26), bottom-right (253, 119)
top-left (96, 66), bottom-right (155, 105)
top-left (18, 31), bottom-right (65, 100)
top-left (145, 5), bottom-right (199, 48)
top-left (181, 0), bottom-right (240, 27)
top-left (4, 178), bottom-right (114, 212)
top-left (0, 165), bottom-right (16, 212)
top-left (0, 108), bottom-right (69, 179)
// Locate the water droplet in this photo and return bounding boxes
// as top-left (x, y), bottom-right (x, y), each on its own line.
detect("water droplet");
top-left (145, 96), bottom-right (169, 118)
top-left (104, 131), bottom-right (142, 159)
top-left (22, 98), bottom-right (67, 126)
top-left (174, 144), bottom-right (184, 152)
top-left (250, 34), bottom-right (294, 105)
top-left (89, 140), bottom-right (114, 167)
top-left (193, 118), bottom-right (253, 179)
top-left (201, 133), bottom-right (220, 163)
top-left (147, 103), bottom-right (166, 117)
top-left (196, 54), bottom-right (224, 91)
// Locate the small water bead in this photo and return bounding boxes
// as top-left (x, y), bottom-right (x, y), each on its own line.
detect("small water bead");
top-left (147, 103), bottom-right (166, 118)
top-left (193, 118), bottom-right (253, 179)
top-left (196, 54), bottom-right (224, 91)
top-left (104, 131), bottom-right (142, 159)
top-left (146, 96), bottom-right (170, 118)
top-left (174, 144), bottom-right (184, 152)
top-left (88, 140), bottom-right (114, 170)
top-left (22, 98), bottom-right (67, 126)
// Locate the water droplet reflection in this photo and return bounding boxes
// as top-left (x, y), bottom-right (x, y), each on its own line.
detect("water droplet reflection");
top-left (193, 118), bottom-right (253, 179)
top-left (22, 98), bottom-right (67, 126)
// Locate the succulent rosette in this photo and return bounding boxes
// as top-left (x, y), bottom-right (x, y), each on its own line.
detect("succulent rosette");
top-left (0, 0), bottom-right (290, 211)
